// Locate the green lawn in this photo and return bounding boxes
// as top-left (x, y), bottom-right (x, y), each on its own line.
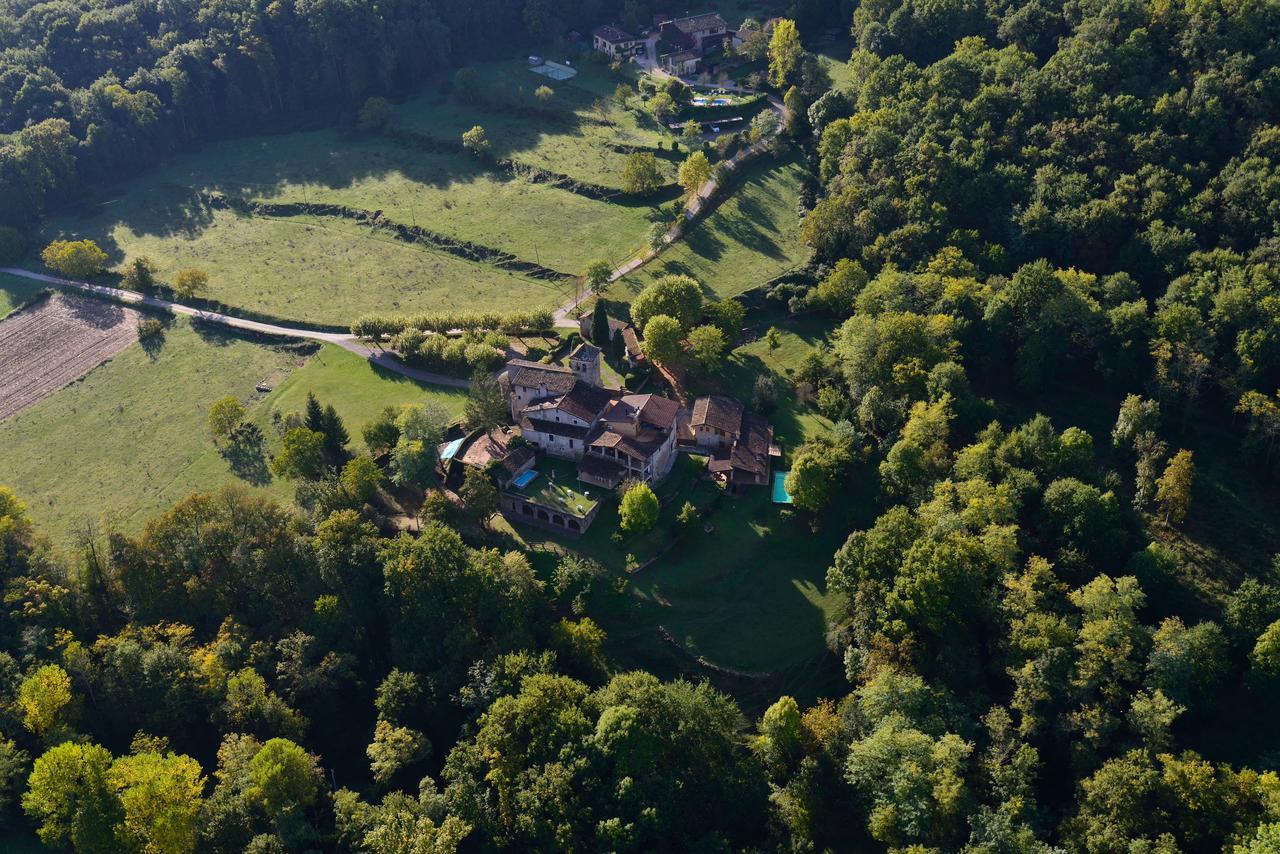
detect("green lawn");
top-left (0, 272), bottom-right (45, 318)
top-left (615, 149), bottom-right (811, 300)
top-left (815, 42), bottom-right (857, 91)
top-left (617, 485), bottom-right (848, 674)
top-left (491, 451), bottom-right (859, 683)
top-left (252, 343), bottom-right (467, 443)
top-left (0, 326), bottom-right (464, 548)
top-left (718, 311), bottom-right (837, 449)
top-left (512, 457), bottom-right (600, 516)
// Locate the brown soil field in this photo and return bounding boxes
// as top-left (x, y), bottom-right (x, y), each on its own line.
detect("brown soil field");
top-left (0, 293), bottom-right (142, 421)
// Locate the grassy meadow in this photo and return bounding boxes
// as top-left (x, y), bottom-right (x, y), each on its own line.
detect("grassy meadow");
top-left (59, 205), bottom-right (568, 326)
top-left (394, 59), bottom-right (677, 189)
top-left (252, 342), bottom-right (467, 437)
top-left (0, 323), bottom-right (463, 548)
top-left (33, 58), bottom-right (689, 327)
top-left (615, 149), bottom-right (811, 300)
top-left (48, 129), bottom-right (659, 275)
top-left (815, 43), bottom-right (856, 91)
top-left (0, 272), bottom-right (45, 319)
top-left (717, 310), bottom-right (836, 449)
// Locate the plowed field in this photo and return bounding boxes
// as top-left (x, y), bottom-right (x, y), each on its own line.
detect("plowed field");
top-left (0, 293), bottom-right (141, 421)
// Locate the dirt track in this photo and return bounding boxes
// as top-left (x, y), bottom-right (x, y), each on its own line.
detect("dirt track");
top-left (0, 293), bottom-right (142, 421)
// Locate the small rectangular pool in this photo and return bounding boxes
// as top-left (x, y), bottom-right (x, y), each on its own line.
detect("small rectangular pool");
top-left (512, 469), bottom-right (538, 489)
top-left (771, 472), bottom-right (792, 504)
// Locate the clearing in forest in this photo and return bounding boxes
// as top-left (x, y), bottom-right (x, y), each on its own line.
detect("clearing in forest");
top-left (0, 293), bottom-right (141, 421)
top-left (38, 122), bottom-right (667, 326)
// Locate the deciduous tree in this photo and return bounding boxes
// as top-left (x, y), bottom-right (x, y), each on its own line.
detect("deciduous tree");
top-left (687, 324), bottom-right (726, 372)
top-left (208, 396), bottom-right (247, 445)
top-left (460, 467), bottom-right (498, 528)
top-left (619, 482), bottom-right (658, 534)
top-left (173, 267), bottom-right (209, 301)
top-left (1155, 449), bottom-right (1195, 526)
top-left (622, 152), bottom-right (664, 196)
top-left (465, 372), bottom-right (508, 433)
top-left (641, 314), bottom-right (683, 367)
top-left (41, 239), bottom-right (107, 278)
top-left (121, 256), bottom-right (158, 292)
top-left (768, 20), bottom-right (803, 89)
top-left (271, 429), bottom-right (327, 481)
top-left (23, 742), bottom-right (118, 851)
top-left (462, 125), bottom-right (489, 156)
top-left (677, 151), bottom-right (712, 199)
top-left (17, 664), bottom-right (74, 737)
top-left (585, 259), bottom-right (611, 293)
top-left (630, 274), bottom-right (702, 331)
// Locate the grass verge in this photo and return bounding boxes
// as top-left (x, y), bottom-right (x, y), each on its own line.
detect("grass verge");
top-left (0, 272), bottom-right (46, 319)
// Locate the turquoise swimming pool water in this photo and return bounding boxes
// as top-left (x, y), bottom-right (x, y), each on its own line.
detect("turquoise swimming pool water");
top-left (771, 471), bottom-right (792, 503)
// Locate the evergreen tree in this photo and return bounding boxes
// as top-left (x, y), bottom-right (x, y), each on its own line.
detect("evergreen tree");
top-left (320, 405), bottom-right (349, 461)
top-left (590, 302), bottom-right (611, 346)
top-left (304, 394), bottom-right (325, 435)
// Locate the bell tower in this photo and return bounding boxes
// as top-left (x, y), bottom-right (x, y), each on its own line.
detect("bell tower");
top-left (569, 342), bottom-right (602, 388)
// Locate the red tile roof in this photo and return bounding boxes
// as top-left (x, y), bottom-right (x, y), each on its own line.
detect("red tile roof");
top-left (690, 394), bottom-right (743, 434)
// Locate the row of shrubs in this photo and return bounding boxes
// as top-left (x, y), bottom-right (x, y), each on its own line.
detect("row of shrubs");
top-left (351, 309), bottom-right (554, 339)
top-left (390, 328), bottom-right (509, 373)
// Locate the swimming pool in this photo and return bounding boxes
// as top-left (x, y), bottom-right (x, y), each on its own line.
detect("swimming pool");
top-left (771, 472), bottom-right (793, 504)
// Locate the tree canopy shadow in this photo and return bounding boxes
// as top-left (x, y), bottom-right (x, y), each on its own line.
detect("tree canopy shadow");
top-left (221, 423), bottom-right (273, 486)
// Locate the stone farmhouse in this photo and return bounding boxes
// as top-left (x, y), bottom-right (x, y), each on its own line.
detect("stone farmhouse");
top-left (496, 344), bottom-right (776, 536)
top-left (505, 344), bottom-right (680, 488)
top-left (681, 394), bottom-right (778, 488)
top-left (656, 12), bottom-right (730, 74)
top-left (591, 12), bottom-right (731, 75)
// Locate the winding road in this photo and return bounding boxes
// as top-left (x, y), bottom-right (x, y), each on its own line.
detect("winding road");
top-left (0, 267), bottom-right (473, 389)
top-left (2, 91), bottom-right (787, 389)
top-left (552, 88), bottom-right (787, 326)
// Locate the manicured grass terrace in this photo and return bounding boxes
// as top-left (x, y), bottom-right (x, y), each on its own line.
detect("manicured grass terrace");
top-left (516, 457), bottom-right (600, 516)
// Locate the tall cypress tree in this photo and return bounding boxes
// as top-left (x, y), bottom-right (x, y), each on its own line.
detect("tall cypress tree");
top-left (590, 300), bottom-right (611, 345)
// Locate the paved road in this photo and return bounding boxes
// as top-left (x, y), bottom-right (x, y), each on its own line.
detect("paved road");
top-left (0, 267), bottom-right (473, 389)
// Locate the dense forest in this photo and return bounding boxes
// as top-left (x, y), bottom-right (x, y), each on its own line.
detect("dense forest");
top-left (3, 0), bottom-right (1280, 851)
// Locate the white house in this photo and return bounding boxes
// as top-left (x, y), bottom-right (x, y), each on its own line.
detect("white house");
top-left (592, 24), bottom-right (644, 59)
